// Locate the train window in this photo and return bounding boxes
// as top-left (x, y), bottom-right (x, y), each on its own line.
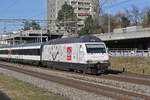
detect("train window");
top-left (86, 44), bottom-right (106, 53)
top-left (0, 50), bottom-right (8, 54)
top-left (21, 49), bottom-right (40, 55)
top-left (0, 48), bottom-right (40, 55)
top-left (0, 49), bottom-right (40, 55)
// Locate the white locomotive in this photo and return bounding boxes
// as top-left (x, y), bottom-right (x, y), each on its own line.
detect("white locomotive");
top-left (0, 35), bottom-right (110, 74)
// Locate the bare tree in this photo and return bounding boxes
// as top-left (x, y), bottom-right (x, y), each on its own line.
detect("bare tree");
top-left (131, 5), bottom-right (141, 25)
top-left (125, 9), bottom-right (132, 23)
top-left (91, 0), bottom-right (110, 24)
top-left (99, 0), bottom-right (109, 15)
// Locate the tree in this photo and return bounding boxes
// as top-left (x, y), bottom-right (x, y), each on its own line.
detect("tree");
top-left (113, 12), bottom-right (130, 28)
top-left (23, 21), bottom-right (41, 31)
top-left (131, 5), bottom-right (141, 25)
top-left (121, 16), bottom-right (130, 28)
top-left (78, 16), bottom-right (102, 36)
top-left (142, 7), bottom-right (150, 24)
top-left (125, 9), bottom-right (132, 23)
top-left (30, 21), bottom-right (41, 30)
top-left (99, 0), bottom-right (110, 15)
top-left (57, 4), bottom-right (77, 33)
top-left (147, 12), bottom-right (150, 24)
top-left (23, 21), bottom-right (30, 31)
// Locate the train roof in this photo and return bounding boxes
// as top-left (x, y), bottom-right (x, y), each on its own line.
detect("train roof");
top-left (0, 43), bottom-right (41, 49)
top-left (0, 35), bottom-right (103, 48)
top-left (44, 35), bottom-right (103, 45)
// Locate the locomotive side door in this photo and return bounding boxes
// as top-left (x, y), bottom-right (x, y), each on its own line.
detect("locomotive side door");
top-left (79, 44), bottom-right (85, 63)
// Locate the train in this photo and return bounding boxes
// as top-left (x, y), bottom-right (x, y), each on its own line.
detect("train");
top-left (0, 35), bottom-right (110, 74)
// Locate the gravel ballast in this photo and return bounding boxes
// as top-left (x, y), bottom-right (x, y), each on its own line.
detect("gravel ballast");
top-left (0, 67), bottom-right (113, 100)
top-left (11, 63), bottom-right (150, 96)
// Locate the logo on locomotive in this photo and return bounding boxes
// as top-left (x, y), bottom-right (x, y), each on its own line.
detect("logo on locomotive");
top-left (67, 47), bottom-right (72, 60)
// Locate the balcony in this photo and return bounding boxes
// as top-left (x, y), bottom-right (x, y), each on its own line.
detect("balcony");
top-left (78, 5), bottom-right (90, 8)
top-left (77, 21), bottom-right (85, 25)
top-left (78, 12), bottom-right (90, 16)
top-left (77, 16), bottom-right (87, 20)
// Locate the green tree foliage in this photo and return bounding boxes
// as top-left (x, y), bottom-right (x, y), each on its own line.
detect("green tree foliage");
top-left (121, 16), bottom-right (130, 28)
top-left (99, 12), bottom-right (130, 33)
top-left (142, 7), bottom-right (150, 24)
top-left (57, 4), bottom-right (76, 33)
top-left (148, 12), bottom-right (150, 24)
top-left (23, 21), bottom-right (30, 31)
top-left (113, 12), bottom-right (130, 28)
top-left (99, 5), bottom-right (150, 33)
top-left (23, 21), bottom-right (41, 31)
top-left (78, 16), bottom-right (102, 36)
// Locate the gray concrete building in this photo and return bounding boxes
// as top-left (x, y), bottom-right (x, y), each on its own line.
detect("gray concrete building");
top-left (47, 0), bottom-right (98, 33)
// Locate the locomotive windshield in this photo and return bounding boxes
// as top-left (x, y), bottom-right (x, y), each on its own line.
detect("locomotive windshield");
top-left (86, 44), bottom-right (106, 53)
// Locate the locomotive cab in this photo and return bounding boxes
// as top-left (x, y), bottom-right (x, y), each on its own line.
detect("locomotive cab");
top-left (85, 43), bottom-right (109, 63)
top-left (82, 43), bottom-right (110, 74)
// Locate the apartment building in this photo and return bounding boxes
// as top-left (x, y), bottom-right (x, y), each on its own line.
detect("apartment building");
top-left (47, 0), bottom-right (98, 32)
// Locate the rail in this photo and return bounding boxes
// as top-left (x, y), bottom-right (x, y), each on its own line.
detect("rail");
top-left (1, 62), bottom-right (150, 100)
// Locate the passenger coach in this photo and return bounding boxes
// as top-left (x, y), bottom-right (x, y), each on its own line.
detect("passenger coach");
top-left (0, 43), bottom-right (41, 65)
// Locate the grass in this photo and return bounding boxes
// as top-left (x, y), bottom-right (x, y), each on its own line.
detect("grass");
top-left (0, 74), bottom-right (67, 100)
top-left (110, 56), bottom-right (150, 74)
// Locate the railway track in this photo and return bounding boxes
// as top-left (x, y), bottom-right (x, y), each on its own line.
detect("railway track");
top-left (0, 62), bottom-right (150, 100)
top-left (1, 61), bottom-right (150, 87)
top-left (98, 74), bottom-right (150, 86)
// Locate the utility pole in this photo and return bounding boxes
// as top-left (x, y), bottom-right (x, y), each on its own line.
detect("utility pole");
top-left (13, 38), bottom-right (15, 46)
top-left (3, 24), bottom-right (6, 34)
top-left (107, 1), bottom-right (112, 33)
top-left (108, 14), bottom-right (111, 33)
top-left (1, 24), bottom-right (7, 44)
top-left (64, 11), bottom-right (67, 36)
top-left (41, 29), bottom-right (43, 43)
top-left (75, 0), bottom-right (79, 35)
top-left (20, 30), bottom-right (22, 44)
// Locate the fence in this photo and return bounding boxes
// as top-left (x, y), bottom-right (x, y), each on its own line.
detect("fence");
top-left (109, 49), bottom-right (150, 57)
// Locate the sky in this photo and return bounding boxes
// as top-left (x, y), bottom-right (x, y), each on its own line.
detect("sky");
top-left (0, 0), bottom-right (150, 33)
top-left (0, 0), bottom-right (46, 20)
top-left (103, 0), bottom-right (150, 15)
top-left (0, 0), bottom-right (150, 20)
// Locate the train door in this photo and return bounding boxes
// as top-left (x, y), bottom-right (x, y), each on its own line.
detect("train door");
top-left (8, 48), bottom-right (12, 61)
top-left (20, 46), bottom-right (23, 63)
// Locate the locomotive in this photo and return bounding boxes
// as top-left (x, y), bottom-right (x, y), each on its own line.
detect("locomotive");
top-left (0, 35), bottom-right (110, 74)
